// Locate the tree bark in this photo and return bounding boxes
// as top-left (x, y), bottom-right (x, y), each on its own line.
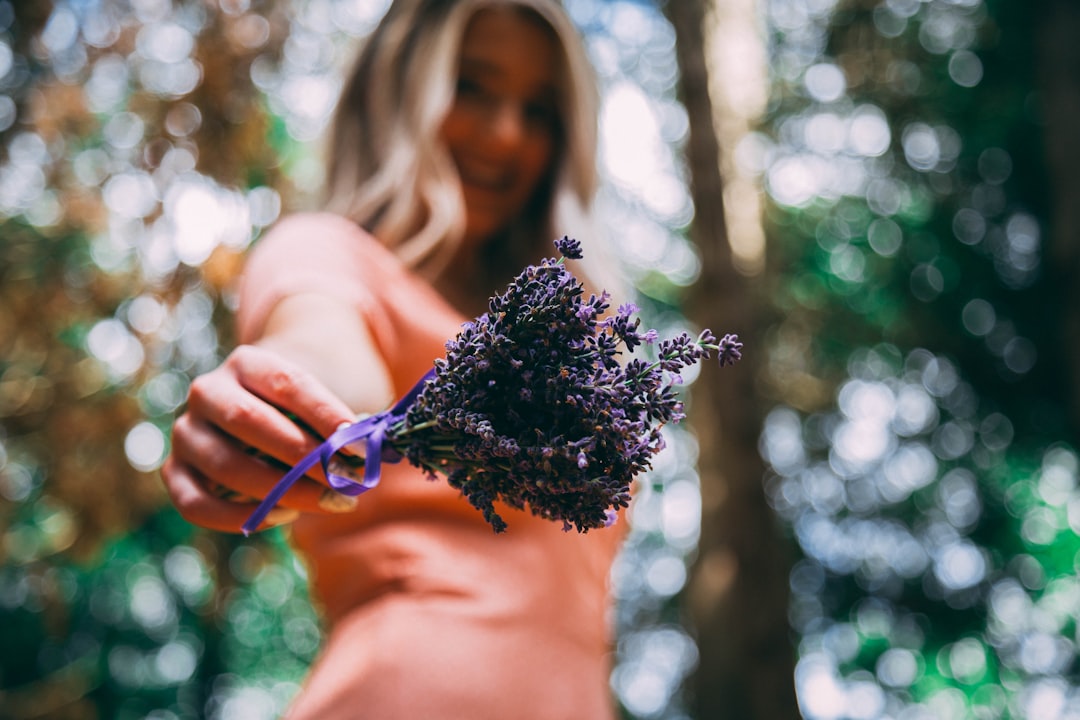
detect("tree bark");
top-left (1034, 0), bottom-right (1080, 436)
top-left (663, 1), bottom-right (800, 718)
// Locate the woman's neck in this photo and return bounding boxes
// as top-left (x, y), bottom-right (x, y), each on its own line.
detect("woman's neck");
top-left (432, 258), bottom-right (496, 319)
top-left (433, 230), bottom-right (542, 318)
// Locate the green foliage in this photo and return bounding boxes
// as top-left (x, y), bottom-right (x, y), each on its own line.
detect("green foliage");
top-left (1, 512), bottom-right (320, 718)
top-left (758, 0), bottom-right (1080, 716)
top-left (0, 1), bottom-right (334, 716)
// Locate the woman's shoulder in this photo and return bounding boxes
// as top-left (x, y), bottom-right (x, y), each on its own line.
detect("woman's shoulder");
top-left (236, 213), bottom-right (401, 343)
top-left (249, 211), bottom-right (404, 272)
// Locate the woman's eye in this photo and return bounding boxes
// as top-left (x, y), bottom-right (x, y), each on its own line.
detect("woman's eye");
top-left (456, 78), bottom-right (486, 99)
top-left (524, 101), bottom-right (556, 129)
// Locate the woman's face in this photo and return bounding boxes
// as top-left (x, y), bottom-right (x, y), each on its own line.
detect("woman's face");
top-left (441, 8), bottom-right (560, 247)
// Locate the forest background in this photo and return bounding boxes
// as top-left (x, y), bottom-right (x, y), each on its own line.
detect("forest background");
top-left (1, 1), bottom-right (1078, 719)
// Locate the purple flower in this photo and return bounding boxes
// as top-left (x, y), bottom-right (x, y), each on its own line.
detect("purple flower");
top-left (554, 235), bottom-right (583, 259)
top-left (255, 237), bottom-right (744, 535)
top-left (716, 333), bottom-right (744, 367)
top-left (391, 244), bottom-right (743, 533)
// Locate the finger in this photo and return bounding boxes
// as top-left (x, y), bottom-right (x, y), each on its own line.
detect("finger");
top-left (160, 455), bottom-right (300, 534)
top-left (231, 345), bottom-right (358, 441)
top-left (186, 368), bottom-right (336, 484)
top-left (171, 415), bottom-right (359, 514)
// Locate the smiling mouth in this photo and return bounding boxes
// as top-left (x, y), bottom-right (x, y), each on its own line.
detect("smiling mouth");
top-left (464, 178), bottom-right (506, 193)
top-left (458, 165), bottom-right (513, 192)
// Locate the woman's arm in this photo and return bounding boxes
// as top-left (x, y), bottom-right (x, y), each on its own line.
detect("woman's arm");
top-left (162, 274), bottom-right (395, 533)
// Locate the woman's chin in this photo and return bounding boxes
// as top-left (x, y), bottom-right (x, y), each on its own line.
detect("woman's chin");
top-left (461, 220), bottom-right (503, 249)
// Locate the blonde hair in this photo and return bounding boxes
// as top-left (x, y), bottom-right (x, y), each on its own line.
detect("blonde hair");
top-left (323, 0), bottom-right (600, 282)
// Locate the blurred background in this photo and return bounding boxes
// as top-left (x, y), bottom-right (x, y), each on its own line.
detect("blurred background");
top-left (1, 0), bottom-right (1077, 718)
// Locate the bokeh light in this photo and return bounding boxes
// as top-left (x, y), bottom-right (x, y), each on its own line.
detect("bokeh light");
top-left (758, 0), bottom-right (1079, 716)
top-left (4, 0), bottom-right (1075, 718)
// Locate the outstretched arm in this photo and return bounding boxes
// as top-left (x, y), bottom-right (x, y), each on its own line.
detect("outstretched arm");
top-left (162, 228), bottom-right (395, 533)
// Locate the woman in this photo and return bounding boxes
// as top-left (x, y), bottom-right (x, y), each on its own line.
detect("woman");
top-left (161, 1), bottom-right (625, 718)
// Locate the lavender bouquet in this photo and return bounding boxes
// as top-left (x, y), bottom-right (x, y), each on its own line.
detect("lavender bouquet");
top-left (242, 237), bottom-right (741, 535)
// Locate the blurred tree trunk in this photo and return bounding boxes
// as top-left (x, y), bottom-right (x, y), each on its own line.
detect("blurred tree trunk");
top-left (1036, 0), bottom-right (1080, 435)
top-left (663, 1), bottom-right (799, 718)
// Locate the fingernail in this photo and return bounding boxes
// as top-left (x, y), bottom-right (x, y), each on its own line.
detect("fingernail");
top-left (319, 489), bottom-right (359, 513)
top-left (328, 457), bottom-right (364, 480)
top-left (265, 508), bottom-right (300, 526)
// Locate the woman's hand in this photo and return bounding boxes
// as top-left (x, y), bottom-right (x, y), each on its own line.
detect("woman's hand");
top-left (161, 344), bottom-right (362, 533)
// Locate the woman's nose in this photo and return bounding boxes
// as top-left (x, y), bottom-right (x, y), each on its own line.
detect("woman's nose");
top-left (487, 103), bottom-right (526, 152)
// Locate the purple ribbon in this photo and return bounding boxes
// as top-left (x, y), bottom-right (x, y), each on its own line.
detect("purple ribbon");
top-left (241, 369), bottom-right (435, 535)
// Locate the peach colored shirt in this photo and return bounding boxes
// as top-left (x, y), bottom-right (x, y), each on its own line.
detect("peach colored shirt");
top-left (237, 213), bottom-right (623, 720)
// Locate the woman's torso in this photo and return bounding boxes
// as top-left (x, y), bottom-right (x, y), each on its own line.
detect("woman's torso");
top-left (237, 213), bottom-right (623, 719)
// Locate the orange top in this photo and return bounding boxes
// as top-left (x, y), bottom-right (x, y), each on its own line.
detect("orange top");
top-left (237, 213), bottom-right (624, 720)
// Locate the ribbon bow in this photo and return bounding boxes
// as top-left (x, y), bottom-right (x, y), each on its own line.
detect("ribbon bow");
top-left (241, 369), bottom-right (434, 535)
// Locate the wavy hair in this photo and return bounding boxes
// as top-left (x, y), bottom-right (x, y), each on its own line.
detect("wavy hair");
top-left (323, 0), bottom-right (600, 283)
